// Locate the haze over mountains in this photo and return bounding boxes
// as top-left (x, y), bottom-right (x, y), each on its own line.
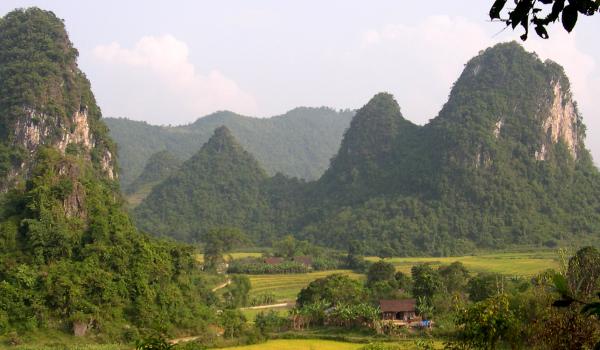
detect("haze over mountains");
top-left (133, 42), bottom-right (600, 256)
top-left (106, 107), bottom-right (354, 189)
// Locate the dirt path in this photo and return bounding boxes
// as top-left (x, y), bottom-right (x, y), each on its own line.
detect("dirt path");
top-left (169, 302), bottom-right (292, 345)
top-left (170, 335), bottom-right (202, 344)
top-left (241, 301), bottom-right (294, 310)
top-left (211, 279), bottom-right (231, 292)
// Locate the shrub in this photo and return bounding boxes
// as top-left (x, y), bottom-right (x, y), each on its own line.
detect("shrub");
top-left (297, 274), bottom-right (367, 307)
top-left (255, 310), bottom-right (289, 333)
top-left (219, 309), bottom-right (247, 339)
top-left (250, 293), bottom-right (276, 306)
top-left (136, 335), bottom-right (175, 350)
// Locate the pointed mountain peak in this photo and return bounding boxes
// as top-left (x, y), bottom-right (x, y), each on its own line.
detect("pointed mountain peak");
top-left (352, 92), bottom-right (408, 127)
top-left (213, 125), bottom-right (233, 138)
top-left (318, 92), bottom-right (418, 200)
top-left (135, 127), bottom-right (269, 241)
top-left (436, 41), bottom-right (584, 162)
top-left (203, 125), bottom-right (242, 153)
top-left (363, 92), bottom-right (401, 110)
top-left (335, 92), bottom-right (413, 161)
top-left (458, 41), bottom-right (565, 88)
top-left (187, 125), bottom-right (265, 175)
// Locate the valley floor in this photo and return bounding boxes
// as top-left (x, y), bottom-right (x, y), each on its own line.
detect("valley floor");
top-left (0, 250), bottom-right (562, 349)
top-left (246, 250), bottom-right (559, 304)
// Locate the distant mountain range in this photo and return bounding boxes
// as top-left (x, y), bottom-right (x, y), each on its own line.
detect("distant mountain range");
top-left (105, 107), bottom-right (354, 190)
top-left (133, 42), bottom-right (600, 256)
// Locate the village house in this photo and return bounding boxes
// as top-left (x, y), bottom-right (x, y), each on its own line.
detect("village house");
top-left (379, 299), bottom-right (417, 323)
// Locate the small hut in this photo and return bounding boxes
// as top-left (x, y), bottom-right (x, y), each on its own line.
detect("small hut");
top-left (379, 299), bottom-right (417, 322)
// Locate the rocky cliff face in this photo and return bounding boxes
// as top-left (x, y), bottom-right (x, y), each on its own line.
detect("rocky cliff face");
top-left (5, 112), bottom-right (116, 194)
top-left (11, 106), bottom-right (116, 183)
top-left (536, 81), bottom-right (580, 160)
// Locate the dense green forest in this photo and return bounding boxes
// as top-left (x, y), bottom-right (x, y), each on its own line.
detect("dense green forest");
top-left (134, 126), bottom-right (273, 242)
top-left (0, 8), bottom-right (218, 340)
top-left (136, 42), bottom-right (600, 256)
top-left (105, 107), bottom-right (354, 189)
top-left (125, 150), bottom-right (182, 206)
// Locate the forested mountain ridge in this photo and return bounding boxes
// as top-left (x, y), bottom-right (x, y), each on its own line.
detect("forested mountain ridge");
top-left (300, 42), bottom-right (600, 255)
top-left (316, 92), bottom-right (419, 203)
top-left (106, 107), bottom-right (354, 188)
top-left (137, 42), bottom-right (600, 256)
top-left (133, 126), bottom-right (273, 242)
top-left (0, 8), bottom-right (215, 337)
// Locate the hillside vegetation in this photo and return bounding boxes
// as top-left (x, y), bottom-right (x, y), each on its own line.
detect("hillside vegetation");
top-left (135, 43), bottom-right (600, 257)
top-left (106, 107), bottom-right (354, 188)
top-left (124, 150), bottom-right (181, 206)
top-left (0, 8), bottom-right (219, 340)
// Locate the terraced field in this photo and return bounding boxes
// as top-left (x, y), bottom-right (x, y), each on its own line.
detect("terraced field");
top-left (366, 250), bottom-right (560, 276)
top-left (248, 270), bottom-right (364, 302)
top-left (241, 305), bottom-right (291, 322)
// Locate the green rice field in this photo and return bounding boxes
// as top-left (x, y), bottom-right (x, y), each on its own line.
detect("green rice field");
top-left (366, 250), bottom-right (560, 276)
top-left (246, 251), bottom-right (560, 303)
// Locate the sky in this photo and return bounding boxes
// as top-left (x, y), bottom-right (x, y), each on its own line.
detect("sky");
top-left (1, 1), bottom-right (600, 160)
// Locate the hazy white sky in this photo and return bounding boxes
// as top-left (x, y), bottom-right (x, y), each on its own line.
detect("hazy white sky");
top-left (1, 1), bottom-right (600, 160)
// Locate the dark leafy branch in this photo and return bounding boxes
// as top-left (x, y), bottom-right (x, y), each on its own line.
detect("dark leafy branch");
top-left (489, 0), bottom-right (600, 40)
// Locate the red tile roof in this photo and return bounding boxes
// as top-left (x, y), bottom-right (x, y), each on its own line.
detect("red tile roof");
top-left (379, 299), bottom-right (416, 312)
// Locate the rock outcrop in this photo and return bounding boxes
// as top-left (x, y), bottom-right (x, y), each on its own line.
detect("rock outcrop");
top-left (7, 105), bottom-right (116, 187)
top-left (536, 81), bottom-right (580, 160)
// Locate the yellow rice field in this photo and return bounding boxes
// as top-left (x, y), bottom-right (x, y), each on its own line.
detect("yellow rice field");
top-left (366, 250), bottom-right (560, 276)
top-left (248, 270), bottom-right (364, 302)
